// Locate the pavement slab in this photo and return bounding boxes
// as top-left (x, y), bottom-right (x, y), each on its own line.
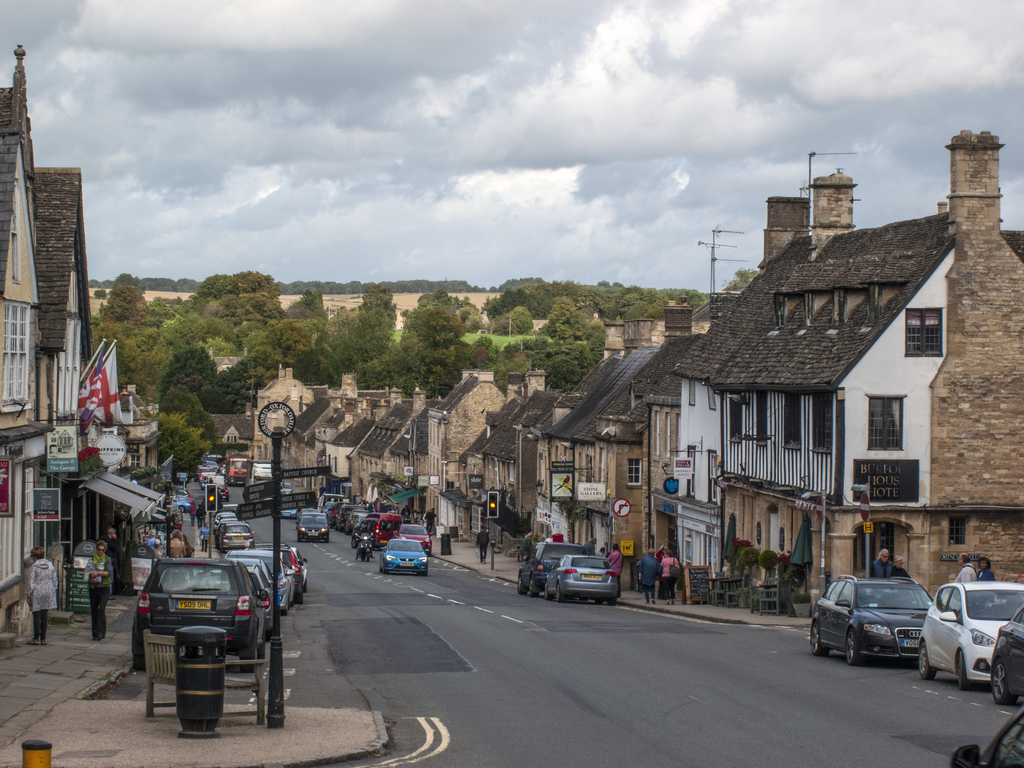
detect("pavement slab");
top-left (0, 701), bottom-right (382, 768)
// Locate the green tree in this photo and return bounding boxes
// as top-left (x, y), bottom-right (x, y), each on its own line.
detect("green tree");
top-left (103, 285), bottom-right (148, 325)
top-left (287, 289), bottom-right (326, 320)
top-left (404, 307), bottom-right (471, 397)
top-left (93, 288), bottom-right (107, 299)
top-left (730, 268), bottom-right (758, 288)
top-left (215, 357), bottom-right (267, 414)
top-left (112, 273), bottom-right (145, 293)
top-left (584, 319), bottom-right (606, 351)
top-left (159, 344), bottom-right (217, 398)
top-left (543, 297), bottom-right (585, 341)
top-left (157, 412), bottom-right (210, 477)
top-left (459, 305), bottom-right (484, 333)
top-left (510, 306), bottom-right (533, 335)
top-left (360, 284), bottom-right (397, 329)
top-left (143, 298), bottom-right (176, 329)
top-left (160, 385), bottom-right (218, 443)
top-left (535, 341), bottom-right (599, 391)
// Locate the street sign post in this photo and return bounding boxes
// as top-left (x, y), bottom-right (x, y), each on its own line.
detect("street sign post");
top-left (861, 491), bottom-right (871, 578)
top-left (256, 401), bottom-right (296, 730)
top-left (281, 491), bottom-right (317, 510)
top-left (243, 480), bottom-right (278, 502)
top-left (236, 499), bottom-right (276, 521)
top-left (281, 465), bottom-right (330, 479)
top-left (611, 498), bottom-right (631, 517)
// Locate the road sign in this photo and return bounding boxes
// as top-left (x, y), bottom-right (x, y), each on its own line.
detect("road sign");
top-left (860, 492), bottom-right (870, 522)
top-left (862, 521), bottom-right (874, 533)
top-left (281, 491), bottom-right (317, 509)
top-left (673, 458), bottom-right (693, 479)
top-left (177, 472), bottom-right (188, 484)
top-left (244, 480), bottom-right (278, 502)
top-left (257, 402), bottom-right (296, 438)
top-left (237, 498), bottom-right (276, 521)
top-left (281, 465), bottom-right (330, 479)
top-left (815, 495), bottom-right (824, 521)
top-left (611, 498), bottom-right (631, 517)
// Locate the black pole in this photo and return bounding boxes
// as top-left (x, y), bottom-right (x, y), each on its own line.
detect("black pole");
top-left (268, 431), bottom-right (285, 728)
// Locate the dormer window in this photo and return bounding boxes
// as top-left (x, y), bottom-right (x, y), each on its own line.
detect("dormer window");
top-left (804, 293), bottom-right (813, 326)
top-left (774, 295), bottom-right (787, 327)
top-left (832, 290), bottom-right (846, 326)
top-left (868, 285), bottom-right (881, 324)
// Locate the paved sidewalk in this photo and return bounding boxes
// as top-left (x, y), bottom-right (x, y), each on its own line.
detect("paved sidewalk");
top-left (433, 537), bottom-right (812, 627)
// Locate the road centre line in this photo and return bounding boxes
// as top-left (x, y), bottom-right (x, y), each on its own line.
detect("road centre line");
top-left (447, 599), bottom-right (464, 604)
top-left (474, 607), bottom-right (493, 613)
top-left (501, 615), bottom-right (523, 623)
top-left (427, 594), bottom-right (443, 599)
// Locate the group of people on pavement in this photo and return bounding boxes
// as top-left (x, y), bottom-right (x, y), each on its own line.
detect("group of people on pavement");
top-left (870, 548), bottom-right (996, 582)
top-left (636, 547), bottom-right (682, 605)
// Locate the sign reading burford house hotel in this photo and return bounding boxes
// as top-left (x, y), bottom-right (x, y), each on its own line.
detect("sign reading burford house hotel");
top-left (853, 461), bottom-right (919, 503)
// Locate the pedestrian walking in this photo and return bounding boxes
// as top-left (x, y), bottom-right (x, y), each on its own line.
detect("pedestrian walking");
top-left (85, 541), bottom-right (112, 641)
top-left (26, 547), bottom-right (57, 646)
top-left (583, 537), bottom-right (597, 556)
top-left (660, 549), bottom-right (681, 605)
top-left (477, 526), bottom-right (490, 563)
top-left (891, 556), bottom-right (910, 578)
top-left (99, 527), bottom-right (122, 596)
top-left (607, 543), bottom-right (623, 598)
top-left (870, 549), bottom-right (893, 578)
top-left (199, 523), bottom-right (209, 551)
top-left (519, 535), bottom-right (533, 562)
top-left (425, 509), bottom-right (436, 534)
top-left (955, 553), bottom-right (978, 582)
top-left (168, 530), bottom-right (193, 558)
top-left (196, 501), bottom-right (207, 528)
top-left (638, 549), bottom-right (661, 604)
top-left (978, 557), bottom-right (996, 581)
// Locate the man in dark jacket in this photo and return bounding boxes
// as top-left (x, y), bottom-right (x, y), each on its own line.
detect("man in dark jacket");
top-left (477, 527), bottom-right (490, 563)
top-left (638, 548), bottom-right (661, 604)
top-left (870, 549), bottom-right (893, 578)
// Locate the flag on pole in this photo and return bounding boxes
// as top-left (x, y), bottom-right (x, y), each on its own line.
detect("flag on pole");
top-left (99, 341), bottom-right (122, 428)
top-left (78, 341), bottom-right (105, 435)
top-left (159, 455), bottom-right (174, 482)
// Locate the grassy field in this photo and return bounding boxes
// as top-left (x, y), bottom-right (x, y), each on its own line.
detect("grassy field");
top-left (390, 331), bottom-right (533, 347)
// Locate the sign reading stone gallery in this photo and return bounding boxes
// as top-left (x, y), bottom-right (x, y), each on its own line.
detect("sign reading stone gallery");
top-left (852, 460), bottom-right (919, 503)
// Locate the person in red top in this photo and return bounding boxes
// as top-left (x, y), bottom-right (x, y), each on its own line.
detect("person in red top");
top-left (607, 543), bottom-right (623, 598)
top-left (660, 549), bottom-right (681, 605)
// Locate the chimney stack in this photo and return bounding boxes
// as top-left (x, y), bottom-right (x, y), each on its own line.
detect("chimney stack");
top-left (810, 172), bottom-right (856, 259)
top-left (947, 130), bottom-right (1002, 238)
top-left (413, 387), bottom-right (426, 413)
top-left (389, 387), bottom-right (402, 407)
top-left (762, 196), bottom-right (809, 267)
top-left (526, 370), bottom-right (546, 398)
top-left (506, 373), bottom-right (524, 400)
top-left (663, 301), bottom-right (693, 337)
top-left (937, 202), bottom-right (948, 215)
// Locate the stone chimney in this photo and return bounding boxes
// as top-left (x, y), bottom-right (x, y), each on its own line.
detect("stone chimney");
top-left (126, 384), bottom-right (136, 394)
top-left (278, 366), bottom-right (285, 379)
top-left (762, 196), bottom-right (809, 267)
top-left (389, 387), bottom-right (402, 407)
top-left (413, 387), bottom-right (425, 413)
top-left (526, 370), bottom-right (546, 398)
top-left (623, 318), bottom-right (665, 353)
top-left (663, 301), bottom-right (692, 337)
top-left (245, 402), bottom-right (252, 417)
top-left (477, 370), bottom-right (495, 384)
top-left (461, 369), bottom-right (477, 380)
top-left (341, 373), bottom-right (357, 397)
top-left (603, 322), bottom-right (624, 359)
top-left (947, 130), bottom-right (1002, 238)
top-left (810, 172), bottom-right (856, 259)
top-left (506, 373), bottom-right (524, 400)
top-left (938, 202), bottom-right (948, 215)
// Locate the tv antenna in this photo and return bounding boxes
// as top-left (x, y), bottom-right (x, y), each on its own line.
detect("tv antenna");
top-left (802, 152), bottom-right (857, 223)
top-left (698, 227), bottom-right (745, 296)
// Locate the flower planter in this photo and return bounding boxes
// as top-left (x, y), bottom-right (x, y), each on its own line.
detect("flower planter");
top-left (792, 602), bottom-right (811, 618)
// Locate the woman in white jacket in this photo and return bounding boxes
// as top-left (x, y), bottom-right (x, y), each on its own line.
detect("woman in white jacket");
top-left (26, 547), bottom-right (57, 645)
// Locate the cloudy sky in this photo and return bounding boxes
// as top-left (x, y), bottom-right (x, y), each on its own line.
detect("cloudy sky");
top-left (5, 1), bottom-right (1024, 290)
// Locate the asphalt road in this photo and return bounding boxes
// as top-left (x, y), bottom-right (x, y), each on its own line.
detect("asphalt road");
top-left (120, 486), bottom-right (1011, 767)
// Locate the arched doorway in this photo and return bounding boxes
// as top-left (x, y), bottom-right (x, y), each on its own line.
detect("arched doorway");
top-left (853, 520), bottom-right (910, 574)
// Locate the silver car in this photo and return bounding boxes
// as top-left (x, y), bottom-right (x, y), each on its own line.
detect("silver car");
top-left (226, 550), bottom-right (295, 615)
top-left (544, 555), bottom-right (618, 605)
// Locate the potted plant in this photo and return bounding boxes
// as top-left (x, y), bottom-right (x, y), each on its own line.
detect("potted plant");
top-left (727, 538), bottom-right (752, 576)
top-left (735, 586), bottom-right (750, 608)
top-left (791, 591), bottom-right (812, 618)
top-left (739, 546), bottom-right (760, 587)
top-left (758, 549), bottom-right (778, 578)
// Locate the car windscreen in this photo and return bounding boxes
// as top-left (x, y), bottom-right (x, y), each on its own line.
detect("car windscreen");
top-left (299, 514), bottom-right (327, 525)
top-left (388, 540), bottom-right (425, 552)
top-left (224, 524), bottom-right (250, 534)
top-left (855, 585), bottom-right (932, 610)
top-left (401, 525), bottom-right (427, 535)
top-left (966, 590), bottom-right (1024, 621)
top-left (540, 545), bottom-right (585, 561)
top-left (570, 557), bottom-right (611, 570)
top-left (229, 552), bottom-right (275, 571)
top-left (151, 564), bottom-right (236, 593)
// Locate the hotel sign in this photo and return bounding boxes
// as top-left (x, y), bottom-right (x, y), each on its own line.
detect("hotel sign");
top-left (853, 459), bottom-right (919, 503)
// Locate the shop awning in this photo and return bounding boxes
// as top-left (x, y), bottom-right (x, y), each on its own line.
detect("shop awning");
top-left (389, 488), bottom-right (422, 502)
top-left (85, 472), bottom-right (163, 520)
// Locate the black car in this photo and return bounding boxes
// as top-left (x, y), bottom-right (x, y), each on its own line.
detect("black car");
top-left (810, 575), bottom-right (932, 665)
top-left (518, 542), bottom-right (587, 597)
top-left (297, 510), bottom-right (330, 542)
top-left (132, 559), bottom-right (267, 671)
top-left (989, 604), bottom-right (1024, 705)
top-left (951, 706), bottom-right (1024, 767)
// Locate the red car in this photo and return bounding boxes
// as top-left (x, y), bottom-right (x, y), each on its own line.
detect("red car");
top-left (397, 523), bottom-right (432, 556)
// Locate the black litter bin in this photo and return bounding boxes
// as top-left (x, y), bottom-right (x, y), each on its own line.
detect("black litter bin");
top-left (175, 626), bottom-right (226, 739)
top-left (440, 532), bottom-right (452, 556)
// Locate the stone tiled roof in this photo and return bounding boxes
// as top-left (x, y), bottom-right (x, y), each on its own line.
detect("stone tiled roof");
top-left (0, 90), bottom-right (10, 126)
top-left (331, 417), bottom-right (375, 448)
top-left (34, 168), bottom-right (84, 350)
top-left (295, 395), bottom-right (333, 434)
top-left (1003, 231), bottom-right (1024, 262)
top-left (689, 213), bottom-right (953, 388)
top-left (0, 130), bottom-right (20, 293)
top-left (435, 375), bottom-right (478, 412)
top-left (482, 391), bottom-right (560, 461)
top-left (553, 354), bottom-right (622, 411)
top-left (359, 401), bottom-right (414, 458)
top-left (211, 414), bottom-right (254, 442)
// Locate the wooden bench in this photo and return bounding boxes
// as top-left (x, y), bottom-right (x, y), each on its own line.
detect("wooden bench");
top-left (143, 630), bottom-right (267, 725)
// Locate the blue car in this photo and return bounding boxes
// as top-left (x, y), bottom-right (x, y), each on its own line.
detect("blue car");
top-left (280, 507), bottom-right (297, 520)
top-left (379, 539), bottom-right (429, 576)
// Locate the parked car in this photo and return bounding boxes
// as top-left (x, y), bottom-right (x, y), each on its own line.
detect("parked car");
top-left (242, 563), bottom-right (274, 640)
top-left (989, 602), bottom-right (1024, 705)
top-left (280, 507), bottom-right (297, 520)
top-left (950, 706), bottom-right (1024, 768)
top-left (297, 510), bottom-right (330, 542)
top-left (396, 524), bottom-right (431, 555)
top-left (132, 558), bottom-right (267, 670)
top-left (345, 510), bottom-right (370, 536)
top-left (219, 522), bottom-right (254, 552)
top-left (544, 555), bottom-right (618, 604)
top-left (810, 575), bottom-right (932, 665)
top-left (281, 482), bottom-right (293, 496)
top-left (379, 538), bottom-right (429, 576)
top-left (919, 582), bottom-right (1024, 690)
top-left (518, 542), bottom-right (587, 597)
top-left (226, 550), bottom-right (294, 614)
top-left (254, 543), bottom-right (308, 602)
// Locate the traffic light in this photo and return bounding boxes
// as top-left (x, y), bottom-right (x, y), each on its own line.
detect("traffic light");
top-left (486, 491), bottom-right (499, 518)
top-left (205, 483), bottom-right (218, 513)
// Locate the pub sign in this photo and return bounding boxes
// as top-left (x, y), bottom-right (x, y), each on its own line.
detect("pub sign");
top-left (853, 459), bottom-right (919, 503)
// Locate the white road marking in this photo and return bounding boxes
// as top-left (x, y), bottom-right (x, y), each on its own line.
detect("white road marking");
top-left (284, 668), bottom-right (296, 676)
top-left (284, 688), bottom-right (291, 700)
top-left (501, 615), bottom-right (523, 623)
top-left (410, 587), bottom-right (424, 593)
top-left (427, 594), bottom-right (443, 599)
top-left (283, 650), bottom-right (301, 658)
top-left (447, 599), bottom-right (464, 605)
top-left (474, 607), bottom-right (493, 613)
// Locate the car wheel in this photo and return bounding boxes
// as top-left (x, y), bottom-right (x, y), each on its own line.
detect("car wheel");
top-left (529, 577), bottom-right (540, 598)
top-left (556, 582), bottom-right (566, 603)
top-left (845, 629), bottom-right (862, 666)
top-left (517, 577), bottom-right (528, 595)
top-left (606, 598), bottom-right (617, 606)
top-left (918, 640), bottom-right (936, 680)
top-left (302, 579), bottom-right (308, 593)
top-left (294, 588), bottom-right (304, 605)
top-left (545, 585), bottom-right (555, 601)
top-left (992, 659), bottom-right (1018, 705)
top-left (133, 653), bottom-right (146, 671)
top-left (810, 622), bottom-right (830, 657)
top-left (422, 569), bottom-right (428, 577)
top-left (956, 650), bottom-right (971, 691)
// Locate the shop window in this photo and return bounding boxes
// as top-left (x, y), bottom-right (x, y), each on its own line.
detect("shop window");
top-left (906, 308), bottom-right (943, 357)
top-left (868, 397), bottom-right (903, 450)
top-left (627, 459), bottom-right (641, 486)
top-left (949, 517), bottom-right (967, 546)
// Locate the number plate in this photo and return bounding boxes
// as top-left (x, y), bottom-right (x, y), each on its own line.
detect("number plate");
top-left (175, 599), bottom-right (212, 610)
top-left (581, 573), bottom-right (601, 580)
top-left (399, 562), bottom-right (415, 567)
top-left (900, 638), bottom-right (919, 648)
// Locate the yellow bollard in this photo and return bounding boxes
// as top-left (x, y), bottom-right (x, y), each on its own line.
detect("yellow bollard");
top-left (21, 740), bottom-right (51, 768)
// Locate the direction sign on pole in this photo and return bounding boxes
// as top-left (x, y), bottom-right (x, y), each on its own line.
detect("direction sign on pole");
top-left (281, 491), bottom-right (317, 510)
top-left (244, 480), bottom-right (279, 502)
top-left (236, 499), bottom-right (276, 521)
top-left (282, 465), bottom-right (330, 479)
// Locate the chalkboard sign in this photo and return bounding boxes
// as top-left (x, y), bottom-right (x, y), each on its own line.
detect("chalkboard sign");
top-left (67, 568), bottom-right (91, 614)
top-left (684, 565), bottom-right (712, 605)
top-left (448, 525), bottom-right (459, 542)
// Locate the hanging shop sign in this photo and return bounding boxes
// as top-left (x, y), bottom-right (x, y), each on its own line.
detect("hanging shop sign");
top-left (47, 425), bottom-right (78, 472)
top-left (576, 482), bottom-right (605, 501)
top-left (551, 461), bottom-right (574, 500)
top-left (32, 488), bottom-right (60, 522)
top-left (0, 458), bottom-right (11, 517)
top-left (673, 457), bottom-right (694, 480)
top-left (853, 460), bottom-right (919, 503)
top-left (92, 433), bottom-right (127, 467)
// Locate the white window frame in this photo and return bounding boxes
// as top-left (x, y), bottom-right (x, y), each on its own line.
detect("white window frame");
top-left (627, 458), bottom-right (641, 486)
top-left (9, 191), bottom-right (20, 284)
top-left (3, 302), bottom-right (30, 407)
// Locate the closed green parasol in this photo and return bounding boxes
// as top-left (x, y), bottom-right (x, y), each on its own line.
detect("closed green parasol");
top-left (792, 512), bottom-right (814, 570)
top-left (724, 513), bottom-right (737, 559)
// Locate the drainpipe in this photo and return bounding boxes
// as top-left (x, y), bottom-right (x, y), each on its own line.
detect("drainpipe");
top-left (34, 349), bottom-right (43, 420)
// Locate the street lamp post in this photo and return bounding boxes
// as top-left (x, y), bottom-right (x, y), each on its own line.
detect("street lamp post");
top-left (267, 427), bottom-right (285, 728)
